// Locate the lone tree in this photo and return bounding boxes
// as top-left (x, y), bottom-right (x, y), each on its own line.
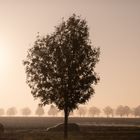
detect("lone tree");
top-left (23, 14), bottom-right (100, 139)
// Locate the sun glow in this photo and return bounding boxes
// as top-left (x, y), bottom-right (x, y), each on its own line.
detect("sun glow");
top-left (0, 43), bottom-right (11, 76)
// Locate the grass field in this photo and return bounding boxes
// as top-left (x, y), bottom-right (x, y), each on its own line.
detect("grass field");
top-left (0, 117), bottom-right (140, 140)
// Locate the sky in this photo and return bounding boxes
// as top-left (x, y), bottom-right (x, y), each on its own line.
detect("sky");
top-left (0, 0), bottom-right (140, 114)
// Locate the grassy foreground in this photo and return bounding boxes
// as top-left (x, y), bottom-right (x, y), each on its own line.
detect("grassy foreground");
top-left (0, 117), bottom-right (140, 140)
top-left (1, 125), bottom-right (140, 140)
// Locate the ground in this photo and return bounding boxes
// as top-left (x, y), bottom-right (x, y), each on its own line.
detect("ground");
top-left (0, 117), bottom-right (140, 140)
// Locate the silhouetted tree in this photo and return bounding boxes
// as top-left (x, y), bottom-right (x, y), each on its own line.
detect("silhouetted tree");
top-left (61, 110), bottom-right (74, 117)
top-left (103, 106), bottom-right (114, 117)
top-left (21, 107), bottom-right (31, 116)
top-left (0, 108), bottom-right (4, 116)
top-left (123, 106), bottom-right (131, 117)
top-left (48, 105), bottom-right (59, 116)
top-left (116, 105), bottom-right (125, 117)
top-left (76, 106), bottom-right (87, 117)
top-left (23, 14), bottom-right (100, 139)
top-left (35, 106), bottom-right (45, 116)
top-left (88, 106), bottom-right (101, 117)
top-left (133, 105), bottom-right (140, 117)
top-left (7, 107), bottom-right (17, 116)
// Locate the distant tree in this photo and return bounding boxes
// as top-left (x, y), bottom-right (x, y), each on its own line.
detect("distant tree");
top-left (88, 106), bottom-right (101, 117)
top-left (35, 106), bottom-right (45, 116)
top-left (103, 106), bottom-right (114, 117)
top-left (76, 106), bottom-right (87, 117)
top-left (133, 105), bottom-right (140, 117)
top-left (123, 106), bottom-right (131, 117)
top-left (0, 108), bottom-right (4, 116)
top-left (48, 105), bottom-right (59, 116)
top-left (7, 107), bottom-right (17, 116)
top-left (21, 107), bottom-right (31, 116)
top-left (115, 105), bottom-right (125, 117)
top-left (23, 14), bottom-right (100, 139)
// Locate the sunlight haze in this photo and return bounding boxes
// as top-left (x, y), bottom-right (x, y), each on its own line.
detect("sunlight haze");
top-left (0, 0), bottom-right (140, 114)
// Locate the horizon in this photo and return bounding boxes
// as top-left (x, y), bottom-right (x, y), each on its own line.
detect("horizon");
top-left (0, 105), bottom-right (139, 117)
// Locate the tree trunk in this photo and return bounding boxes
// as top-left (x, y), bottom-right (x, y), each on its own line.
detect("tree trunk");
top-left (64, 105), bottom-right (68, 139)
top-left (64, 88), bottom-right (69, 140)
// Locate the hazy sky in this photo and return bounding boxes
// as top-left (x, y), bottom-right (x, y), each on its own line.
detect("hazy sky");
top-left (0, 0), bottom-right (140, 113)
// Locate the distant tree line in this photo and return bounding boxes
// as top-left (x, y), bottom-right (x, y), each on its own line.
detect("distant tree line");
top-left (0, 106), bottom-right (45, 117)
top-left (76, 105), bottom-right (140, 118)
top-left (0, 105), bottom-right (140, 118)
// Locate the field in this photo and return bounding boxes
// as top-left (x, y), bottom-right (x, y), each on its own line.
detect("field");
top-left (0, 117), bottom-right (140, 140)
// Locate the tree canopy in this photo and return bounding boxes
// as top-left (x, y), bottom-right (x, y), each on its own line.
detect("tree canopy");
top-left (24, 14), bottom-right (100, 112)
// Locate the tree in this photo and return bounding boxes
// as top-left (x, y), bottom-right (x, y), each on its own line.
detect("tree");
top-left (88, 106), bottom-right (101, 117)
top-left (23, 14), bottom-right (100, 139)
top-left (35, 106), bottom-right (45, 116)
top-left (76, 106), bottom-right (87, 117)
top-left (133, 105), bottom-right (140, 117)
top-left (0, 108), bottom-right (4, 116)
top-left (115, 105), bottom-right (125, 117)
top-left (103, 106), bottom-right (114, 117)
top-left (61, 110), bottom-right (74, 117)
top-left (7, 107), bottom-right (17, 116)
top-left (48, 105), bottom-right (59, 116)
top-left (123, 106), bottom-right (131, 117)
top-left (21, 107), bottom-right (31, 116)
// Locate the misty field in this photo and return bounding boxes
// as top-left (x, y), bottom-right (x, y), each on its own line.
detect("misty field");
top-left (0, 117), bottom-right (140, 140)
